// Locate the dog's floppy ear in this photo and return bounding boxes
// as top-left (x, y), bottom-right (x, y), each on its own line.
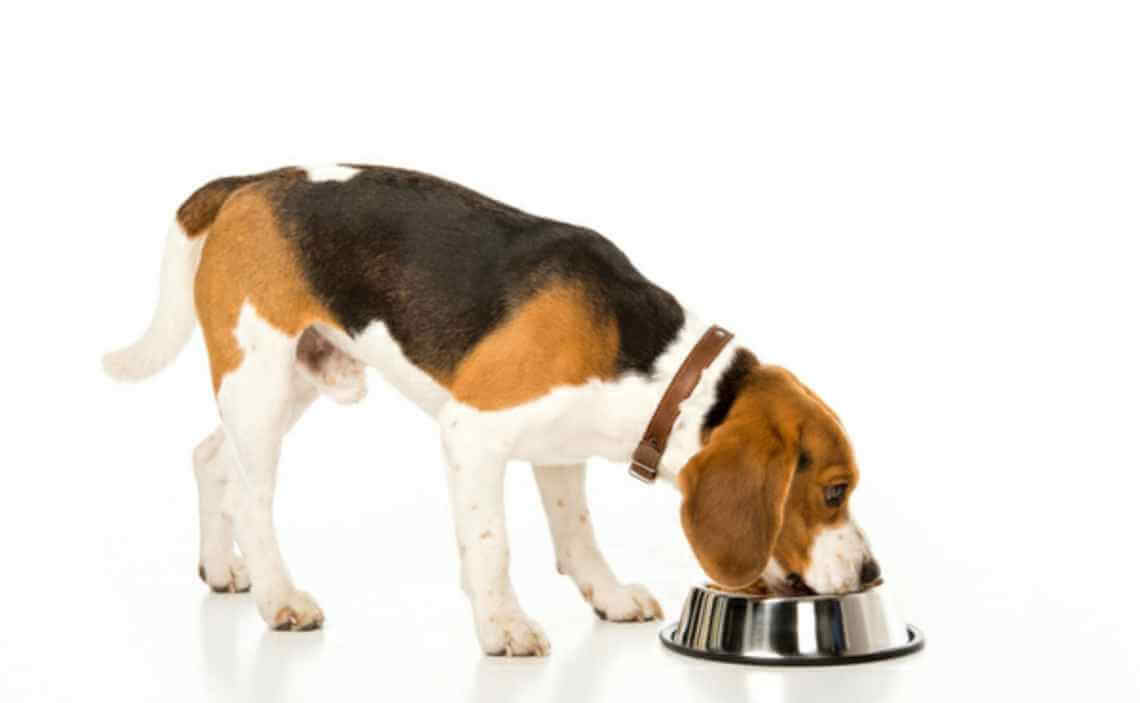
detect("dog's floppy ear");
top-left (678, 426), bottom-right (796, 588)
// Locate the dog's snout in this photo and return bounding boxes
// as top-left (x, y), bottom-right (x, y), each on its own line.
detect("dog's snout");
top-left (860, 559), bottom-right (881, 585)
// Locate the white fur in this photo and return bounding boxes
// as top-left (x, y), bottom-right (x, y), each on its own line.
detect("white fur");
top-left (801, 519), bottom-right (872, 594)
top-left (760, 522), bottom-right (872, 595)
top-left (760, 554), bottom-right (789, 587)
top-left (316, 320), bottom-right (450, 415)
top-left (103, 221), bottom-right (202, 380)
top-left (303, 164), bottom-right (360, 182)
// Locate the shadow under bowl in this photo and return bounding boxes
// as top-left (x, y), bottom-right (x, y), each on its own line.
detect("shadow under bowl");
top-left (660, 583), bottom-right (923, 666)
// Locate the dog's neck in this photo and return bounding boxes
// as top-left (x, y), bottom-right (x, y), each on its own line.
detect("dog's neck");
top-left (606, 311), bottom-right (746, 486)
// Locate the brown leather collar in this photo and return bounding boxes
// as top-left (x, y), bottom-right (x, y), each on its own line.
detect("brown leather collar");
top-left (629, 325), bottom-right (734, 482)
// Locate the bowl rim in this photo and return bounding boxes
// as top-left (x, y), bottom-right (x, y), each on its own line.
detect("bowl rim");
top-left (689, 581), bottom-right (888, 605)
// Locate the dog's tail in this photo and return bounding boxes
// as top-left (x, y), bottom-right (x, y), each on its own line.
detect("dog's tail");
top-left (102, 176), bottom-right (248, 382)
top-left (102, 221), bottom-right (205, 381)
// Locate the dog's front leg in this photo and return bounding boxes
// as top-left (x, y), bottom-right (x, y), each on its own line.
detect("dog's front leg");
top-left (441, 408), bottom-right (550, 656)
top-left (533, 464), bottom-right (663, 622)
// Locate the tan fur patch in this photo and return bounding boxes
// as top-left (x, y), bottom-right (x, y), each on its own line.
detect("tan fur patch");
top-left (194, 186), bottom-right (339, 391)
top-left (448, 283), bottom-right (619, 410)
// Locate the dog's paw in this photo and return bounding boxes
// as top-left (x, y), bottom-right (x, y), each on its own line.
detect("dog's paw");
top-left (256, 588), bottom-right (325, 631)
top-left (476, 610), bottom-right (551, 656)
top-left (590, 583), bottom-right (663, 622)
top-left (198, 556), bottom-right (251, 594)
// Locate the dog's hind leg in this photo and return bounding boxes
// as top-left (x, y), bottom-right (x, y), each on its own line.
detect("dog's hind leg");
top-left (207, 309), bottom-right (324, 631)
top-left (532, 463), bottom-right (663, 622)
top-left (194, 327), bottom-right (363, 593)
top-left (193, 427), bottom-right (250, 593)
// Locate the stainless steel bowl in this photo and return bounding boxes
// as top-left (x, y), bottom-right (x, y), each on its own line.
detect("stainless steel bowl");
top-left (661, 583), bottom-right (923, 665)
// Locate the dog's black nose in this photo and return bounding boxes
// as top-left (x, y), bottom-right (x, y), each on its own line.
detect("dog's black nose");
top-left (860, 559), bottom-right (881, 585)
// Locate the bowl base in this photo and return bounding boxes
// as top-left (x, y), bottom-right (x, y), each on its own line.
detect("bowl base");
top-left (660, 623), bottom-right (925, 666)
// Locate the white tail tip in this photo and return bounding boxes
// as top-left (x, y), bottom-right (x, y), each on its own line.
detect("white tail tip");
top-left (102, 346), bottom-right (169, 381)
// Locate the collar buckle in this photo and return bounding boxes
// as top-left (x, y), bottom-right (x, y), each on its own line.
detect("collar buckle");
top-left (629, 459), bottom-right (658, 483)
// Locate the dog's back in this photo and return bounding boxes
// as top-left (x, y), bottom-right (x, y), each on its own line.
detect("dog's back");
top-left (107, 164), bottom-right (683, 403)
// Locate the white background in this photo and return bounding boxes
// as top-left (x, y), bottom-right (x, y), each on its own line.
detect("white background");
top-left (3, 2), bottom-right (1138, 701)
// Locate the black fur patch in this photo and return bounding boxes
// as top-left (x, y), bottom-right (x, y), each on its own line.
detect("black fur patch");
top-left (263, 166), bottom-right (684, 377)
top-left (702, 349), bottom-right (757, 434)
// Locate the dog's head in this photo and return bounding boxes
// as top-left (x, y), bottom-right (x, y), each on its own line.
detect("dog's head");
top-left (678, 363), bottom-right (879, 595)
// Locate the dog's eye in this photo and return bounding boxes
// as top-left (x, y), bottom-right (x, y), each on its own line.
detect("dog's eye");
top-left (824, 483), bottom-right (848, 507)
top-left (797, 451), bottom-right (811, 473)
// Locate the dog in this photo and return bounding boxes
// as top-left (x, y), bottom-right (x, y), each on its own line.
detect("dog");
top-left (104, 164), bottom-right (880, 655)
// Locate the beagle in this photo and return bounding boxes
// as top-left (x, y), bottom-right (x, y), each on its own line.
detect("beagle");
top-left (104, 165), bottom-right (879, 655)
